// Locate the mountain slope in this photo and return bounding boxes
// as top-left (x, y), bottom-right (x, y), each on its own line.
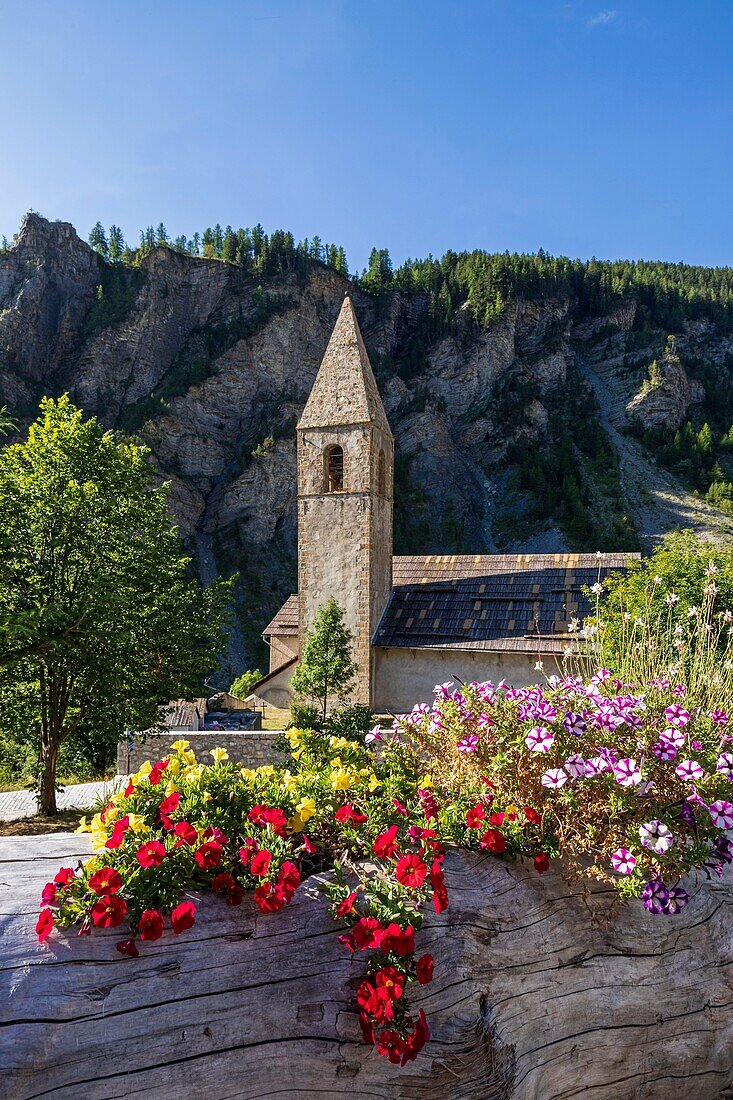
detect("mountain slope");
top-left (2, 214), bottom-right (733, 676)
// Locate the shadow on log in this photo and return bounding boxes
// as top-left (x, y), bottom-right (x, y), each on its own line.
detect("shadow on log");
top-left (1, 833), bottom-right (732, 1099)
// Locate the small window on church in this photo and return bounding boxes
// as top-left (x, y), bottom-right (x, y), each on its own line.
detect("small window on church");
top-left (325, 445), bottom-right (344, 492)
top-left (378, 450), bottom-right (386, 497)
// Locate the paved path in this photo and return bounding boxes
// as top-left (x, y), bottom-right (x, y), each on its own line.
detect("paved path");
top-left (0, 777), bottom-right (123, 822)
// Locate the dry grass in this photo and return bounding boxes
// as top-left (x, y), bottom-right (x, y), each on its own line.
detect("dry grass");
top-left (0, 811), bottom-right (83, 836)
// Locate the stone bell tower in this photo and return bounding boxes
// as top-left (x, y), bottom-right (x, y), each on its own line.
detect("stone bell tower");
top-left (297, 296), bottom-right (394, 706)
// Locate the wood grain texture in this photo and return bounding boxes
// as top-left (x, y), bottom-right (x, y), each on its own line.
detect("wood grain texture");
top-left (1, 833), bottom-right (732, 1100)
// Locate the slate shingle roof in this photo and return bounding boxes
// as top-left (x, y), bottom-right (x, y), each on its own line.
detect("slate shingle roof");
top-left (265, 554), bottom-right (637, 654)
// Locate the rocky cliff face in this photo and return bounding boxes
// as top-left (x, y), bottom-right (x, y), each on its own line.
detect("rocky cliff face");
top-left (2, 215), bottom-right (733, 675)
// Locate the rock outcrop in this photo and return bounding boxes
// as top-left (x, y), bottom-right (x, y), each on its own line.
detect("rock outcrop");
top-left (626, 335), bottom-right (706, 429)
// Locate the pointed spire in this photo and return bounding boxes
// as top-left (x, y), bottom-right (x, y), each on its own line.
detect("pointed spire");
top-left (298, 296), bottom-right (392, 435)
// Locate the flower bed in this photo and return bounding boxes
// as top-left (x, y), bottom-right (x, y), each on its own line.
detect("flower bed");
top-left (37, 671), bottom-right (733, 1068)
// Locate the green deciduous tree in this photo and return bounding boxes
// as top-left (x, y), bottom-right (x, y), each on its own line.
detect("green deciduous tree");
top-left (0, 396), bottom-right (231, 813)
top-left (230, 669), bottom-right (263, 699)
top-left (290, 598), bottom-right (357, 719)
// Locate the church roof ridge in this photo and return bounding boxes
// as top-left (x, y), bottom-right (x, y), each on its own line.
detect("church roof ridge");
top-left (297, 295), bottom-right (392, 434)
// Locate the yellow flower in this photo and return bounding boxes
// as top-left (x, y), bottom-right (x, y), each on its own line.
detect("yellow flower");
top-left (103, 807), bottom-right (119, 824)
top-left (330, 768), bottom-right (353, 791)
top-left (109, 791), bottom-right (125, 806)
top-left (506, 804), bottom-right (519, 816)
top-left (183, 764), bottom-right (204, 782)
top-left (127, 813), bottom-right (148, 834)
top-left (292, 747), bottom-right (304, 761)
top-left (91, 831), bottom-right (108, 853)
top-left (84, 856), bottom-right (100, 873)
top-left (171, 739), bottom-right (190, 752)
top-left (202, 791), bottom-right (213, 803)
top-left (240, 767), bottom-right (257, 781)
top-left (138, 761), bottom-right (153, 777)
top-left (75, 816), bottom-right (91, 834)
top-left (257, 764), bottom-right (275, 776)
top-left (182, 749), bottom-right (197, 765)
top-left (280, 770), bottom-right (298, 793)
top-left (288, 813), bottom-right (305, 833)
top-left (368, 773), bottom-right (382, 792)
top-left (418, 774), bottom-right (433, 789)
top-left (164, 778), bottom-right (178, 797)
top-left (286, 728), bottom-right (303, 748)
top-left (296, 796), bottom-right (316, 823)
top-left (328, 736), bottom-right (352, 751)
top-left (167, 757), bottom-right (181, 777)
top-left (210, 747), bottom-right (229, 764)
top-left (330, 756), bottom-right (342, 768)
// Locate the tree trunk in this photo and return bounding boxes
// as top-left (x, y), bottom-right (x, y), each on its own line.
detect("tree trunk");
top-left (38, 737), bottom-right (59, 814)
top-left (2, 835), bottom-right (732, 1100)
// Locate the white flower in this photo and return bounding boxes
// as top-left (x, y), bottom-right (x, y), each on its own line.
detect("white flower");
top-left (534, 660), bottom-right (544, 671)
top-left (666, 592), bottom-right (679, 606)
top-left (687, 605), bottom-right (699, 618)
top-left (568, 617), bottom-right (580, 633)
top-left (591, 582), bottom-right (604, 596)
top-left (706, 562), bottom-right (718, 576)
top-left (654, 575), bottom-right (663, 585)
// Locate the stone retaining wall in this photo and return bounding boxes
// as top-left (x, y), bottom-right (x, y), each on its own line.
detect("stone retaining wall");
top-left (117, 731), bottom-right (287, 776)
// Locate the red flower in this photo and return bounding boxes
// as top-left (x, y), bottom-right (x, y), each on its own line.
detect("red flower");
top-left (53, 867), bottom-right (76, 888)
top-left (418, 788), bottom-right (439, 821)
top-left (138, 909), bottom-right (165, 941)
top-left (379, 922), bottom-right (415, 957)
top-left (359, 1013), bottom-right (375, 1045)
top-left (41, 883), bottom-right (57, 906)
top-left (489, 812), bottom-right (505, 827)
top-left (248, 805), bottom-right (287, 836)
top-left (302, 835), bottom-right (317, 854)
top-left (194, 841), bottom-right (222, 870)
top-left (254, 882), bottom-right (285, 913)
top-left (148, 758), bottom-right (170, 786)
top-left (250, 849), bottom-right (272, 876)
top-left (238, 836), bottom-right (259, 865)
top-left (465, 804), bottom-right (485, 829)
top-left (36, 908), bottom-right (54, 943)
top-left (124, 781), bottom-right (135, 797)
top-left (416, 953), bottom-right (434, 984)
top-left (395, 853), bottom-right (427, 888)
top-left (105, 815), bottom-right (130, 849)
top-left (392, 798), bottom-right (409, 816)
top-left (277, 861), bottom-right (301, 901)
top-left (335, 804), bottom-right (368, 825)
top-left (525, 806), bottom-right (542, 825)
top-left (170, 900), bottom-right (196, 933)
top-left (203, 826), bottom-right (230, 845)
top-left (89, 868), bottom-right (123, 895)
top-left (211, 872), bottom-right (236, 894)
top-left (338, 932), bottom-right (356, 952)
top-left (226, 883), bottom-right (244, 906)
top-left (376, 1029), bottom-right (408, 1064)
top-left (116, 938), bottom-right (139, 958)
top-left (336, 891), bottom-right (358, 918)
top-left (430, 858), bottom-right (449, 914)
top-left (375, 966), bottom-right (405, 1000)
top-left (403, 1009), bottom-right (430, 1064)
top-left (534, 852), bottom-right (550, 874)
top-left (174, 821), bottom-right (198, 846)
top-left (136, 840), bottom-right (167, 868)
top-left (158, 792), bottom-right (181, 829)
top-left (357, 981), bottom-right (395, 1022)
top-left (373, 825), bottom-right (399, 859)
top-left (91, 894), bottom-right (128, 928)
top-left (479, 828), bottom-right (506, 854)
top-left (353, 916), bottom-right (383, 950)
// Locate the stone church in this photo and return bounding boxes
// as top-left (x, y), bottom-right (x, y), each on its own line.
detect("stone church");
top-left (251, 297), bottom-right (634, 713)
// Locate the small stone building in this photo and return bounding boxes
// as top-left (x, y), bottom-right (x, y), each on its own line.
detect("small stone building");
top-left (253, 297), bottom-right (637, 713)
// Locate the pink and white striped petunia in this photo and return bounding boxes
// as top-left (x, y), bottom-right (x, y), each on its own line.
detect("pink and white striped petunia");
top-left (711, 710), bottom-right (729, 725)
top-left (708, 800), bottom-right (733, 829)
top-left (526, 726), bottom-right (555, 753)
top-left (652, 740), bottom-right (677, 761)
top-left (639, 820), bottom-right (674, 854)
top-left (675, 759), bottom-right (705, 783)
top-left (564, 754), bottom-right (586, 778)
top-left (662, 727), bottom-right (685, 749)
top-left (541, 768), bottom-right (568, 789)
top-left (613, 758), bottom-right (642, 787)
top-left (716, 753), bottom-right (733, 780)
top-left (665, 704), bottom-right (690, 728)
top-left (610, 849), bottom-right (637, 875)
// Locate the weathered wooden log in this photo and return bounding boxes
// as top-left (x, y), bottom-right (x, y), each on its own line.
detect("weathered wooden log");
top-left (1, 833), bottom-right (732, 1100)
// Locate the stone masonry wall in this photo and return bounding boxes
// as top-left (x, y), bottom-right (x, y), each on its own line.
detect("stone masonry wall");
top-left (117, 731), bottom-right (287, 776)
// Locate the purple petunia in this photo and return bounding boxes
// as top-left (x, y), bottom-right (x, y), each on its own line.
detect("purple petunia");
top-left (665, 886), bottom-right (689, 914)
top-left (714, 836), bottom-right (733, 864)
top-left (716, 752), bottom-right (733, 780)
top-left (564, 754), bottom-right (586, 779)
top-left (642, 879), bottom-right (670, 914)
top-left (563, 712), bottom-right (587, 737)
top-left (457, 733), bottom-right (479, 754)
top-left (708, 800), bottom-right (733, 829)
top-left (611, 848), bottom-right (637, 875)
top-left (639, 820), bottom-right (674, 854)
top-left (526, 726), bottom-right (555, 753)
top-left (652, 740), bottom-right (677, 761)
top-left (675, 759), bottom-right (705, 783)
top-left (711, 710), bottom-right (729, 725)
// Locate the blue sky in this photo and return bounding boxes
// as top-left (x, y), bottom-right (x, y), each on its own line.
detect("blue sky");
top-left (1, 1), bottom-right (731, 270)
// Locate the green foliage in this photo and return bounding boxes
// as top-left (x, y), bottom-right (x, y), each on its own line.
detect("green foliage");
top-left (83, 267), bottom-right (142, 337)
top-left (0, 396), bottom-right (232, 812)
top-left (322, 703), bottom-right (375, 744)
top-left (288, 700), bottom-right (322, 732)
top-left (229, 669), bottom-right (263, 699)
top-left (290, 598), bottom-right (357, 718)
